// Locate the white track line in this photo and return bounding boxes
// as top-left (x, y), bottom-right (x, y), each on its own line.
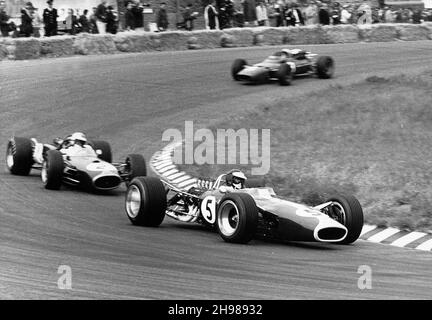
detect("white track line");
top-left (165, 172), bottom-right (185, 180)
top-left (391, 232), bottom-right (428, 248)
top-left (162, 169), bottom-right (179, 177)
top-left (157, 165), bottom-right (177, 173)
top-left (415, 239), bottom-right (432, 251)
top-left (178, 179), bottom-right (198, 188)
top-left (366, 228), bottom-right (401, 243)
top-left (172, 175), bottom-right (191, 184)
top-left (360, 225), bottom-right (377, 236)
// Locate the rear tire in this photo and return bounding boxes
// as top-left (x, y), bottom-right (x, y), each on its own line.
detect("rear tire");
top-left (231, 59), bottom-right (247, 81)
top-left (6, 137), bottom-right (33, 176)
top-left (125, 177), bottom-right (167, 226)
top-left (89, 140), bottom-right (112, 163)
top-left (325, 194), bottom-right (364, 244)
top-left (125, 154), bottom-right (147, 181)
top-left (217, 193), bottom-right (258, 244)
top-left (316, 56), bottom-right (335, 79)
top-left (277, 63), bottom-right (292, 86)
top-left (42, 150), bottom-right (64, 190)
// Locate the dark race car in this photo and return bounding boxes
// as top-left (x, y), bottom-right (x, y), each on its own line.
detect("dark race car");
top-left (124, 170), bottom-right (363, 245)
top-left (231, 48), bottom-right (335, 85)
top-left (6, 133), bottom-right (147, 192)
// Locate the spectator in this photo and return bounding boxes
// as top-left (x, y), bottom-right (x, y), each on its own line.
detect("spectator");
top-left (43, 0), bottom-right (58, 36)
top-left (89, 7), bottom-right (98, 33)
top-left (317, 2), bottom-right (330, 25)
top-left (106, 5), bottom-right (117, 34)
top-left (65, 8), bottom-right (79, 35)
top-left (412, 9), bottom-right (421, 24)
top-left (269, 0), bottom-right (284, 27)
top-left (204, 0), bottom-right (219, 30)
top-left (132, 0), bottom-right (143, 30)
top-left (291, 3), bottom-right (305, 26)
top-left (340, 4), bottom-right (351, 24)
top-left (232, 0), bottom-right (244, 27)
top-left (20, 2), bottom-right (34, 37)
top-left (383, 6), bottom-right (393, 23)
top-left (304, 1), bottom-right (318, 26)
top-left (243, 0), bottom-right (257, 26)
top-left (330, 2), bottom-right (341, 25)
top-left (256, 1), bottom-right (268, 26)
top-left (0, 1), bottom-right (16, 37)
top-left (95, 0), bottom-right (107, 34)
top-left (79, 9), bottom-right (90, 33)
top-left (125, 1), bottom-right (135, 30)
top-left (156, 2), bottom-right (169, 31)
top-left (182, 3), bottom-right (198, 31)
top-left (357, 0), bottom-right (372, 24)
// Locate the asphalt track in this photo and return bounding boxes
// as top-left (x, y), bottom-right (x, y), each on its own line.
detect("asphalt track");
top-left (1, 41), bottom-right (432, 299)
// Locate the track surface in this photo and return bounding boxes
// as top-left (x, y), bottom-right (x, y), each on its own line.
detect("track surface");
top-left (1, 41), bottom-right (432, 299)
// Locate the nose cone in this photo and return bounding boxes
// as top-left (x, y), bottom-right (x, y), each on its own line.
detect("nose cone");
top-left (314, 218), bottom-right (347, 242)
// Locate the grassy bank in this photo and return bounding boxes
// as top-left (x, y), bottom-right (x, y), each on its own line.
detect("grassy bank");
top-left (178, 70), bottom-right (432, 232)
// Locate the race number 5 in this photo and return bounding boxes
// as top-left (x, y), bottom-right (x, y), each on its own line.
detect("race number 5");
top-left (201, 196), bottom-right (217, 224)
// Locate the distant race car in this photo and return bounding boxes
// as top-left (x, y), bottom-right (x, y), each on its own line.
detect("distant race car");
top-left (6, 133), bottom-right (147, 191)
top-left (231, 48), bottom-right (335, 85)
top-left (124, 171), bottom-right (363, 245)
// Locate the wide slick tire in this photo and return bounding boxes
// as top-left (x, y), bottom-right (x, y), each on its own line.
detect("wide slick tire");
top-left (42, 150), bottom-right (64, 190)
top-left (125, 177), bottom-right (166, 227)
top-left (231, 59), bottom-right (247, 81)
top-left (216, 193), bottom-right (258, 244)
top-left (89, 140), bottom-right (112, 163)
top-left (276, 63), bottom-right (292, 86)
top-left (125, 154), bottom-right (147, 181)
top-left (6, 137), bottom-right (33, 176)
top-left (325, 194), bottom-right (364, 244)
top-left (316, 56), bottom-right (335, 79)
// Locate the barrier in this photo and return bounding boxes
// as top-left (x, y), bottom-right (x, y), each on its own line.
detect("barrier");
top-left (1, 23), bottom-right (432, 61)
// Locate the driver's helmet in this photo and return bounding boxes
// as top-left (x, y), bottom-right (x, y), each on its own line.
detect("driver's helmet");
top-left (69, 132), bottom-right (87, 147)
top-left (225, 169), bottom-right (247, 189)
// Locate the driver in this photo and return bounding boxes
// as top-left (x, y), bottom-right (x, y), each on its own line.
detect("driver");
top-left (60, 132), bottom-right (96, 156)
top-left (225, 169), bottom-right (247, 190)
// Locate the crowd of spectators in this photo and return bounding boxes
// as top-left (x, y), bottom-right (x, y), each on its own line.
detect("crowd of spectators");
top-left (204, 0), bottom-right (432, 29)
top-left (1, 0), bottom-right (432, 38)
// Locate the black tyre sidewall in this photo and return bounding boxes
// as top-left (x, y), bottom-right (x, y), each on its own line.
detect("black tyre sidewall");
top-left (125, 177), bottom-right (166, 227)
top-left (231, 59), bottom-right (247, 80)
top-left (327, 194), bottom-right (364, 244)
top-left (277, 63), bottom-right (292, 86)
top-left (44, 150), bottom-right (64, 190)
top-left (126, 154), bottom-right (147, 181)
top-left (217, 193), bottom-right (258, 244)
top-left (316, 56), bottom-right (335, 79)
top-left (7, 137), bottom-right (33, 175)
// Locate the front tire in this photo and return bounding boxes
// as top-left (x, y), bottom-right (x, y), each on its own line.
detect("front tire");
top-left (217, 193), bottom-right (258, 244)
top-left (42, 150), bottom-right (64, 190)
top-left (277, 63), bottom-right (293, 86)
top-left (6, 137), bottom-right (33, 175)
top-left (316, 56), bottom-right (335, 79)
top-left (231, 59), bottom-right (247, 81)
top-left (125, 177), bottom-right (167, 226)
top-left (325, 194), bottom-right (364, 244)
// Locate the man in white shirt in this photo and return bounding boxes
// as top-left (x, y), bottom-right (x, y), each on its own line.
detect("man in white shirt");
top-left (256, 1), bottom-right (268, 26)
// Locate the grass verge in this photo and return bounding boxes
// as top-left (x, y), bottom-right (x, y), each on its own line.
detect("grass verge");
top-left (178, 71), bottom-right (432, 233)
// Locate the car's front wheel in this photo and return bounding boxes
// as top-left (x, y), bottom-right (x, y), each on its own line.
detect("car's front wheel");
top-left (316, 56), bottom-right (335, 79)
top-left (324, 194), bottom-right (364, 244)
top-left (217, 193), bottom-right (258, 244)
top-left (277, 63), bottom-right (293, 86)
top-left (42, 150), bottom-right (64, 190)
top-left (6, 137), bottom-right (33, 176)
top-left (125, 177), bottom-right (166, 227)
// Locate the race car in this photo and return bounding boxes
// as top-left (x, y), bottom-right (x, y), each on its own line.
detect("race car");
top-left (124, 170), bottom-right (363, 245)
top-left (6, 132), bottom-right (147, 191)
top-left (231, 48), bottom-right (335, 85)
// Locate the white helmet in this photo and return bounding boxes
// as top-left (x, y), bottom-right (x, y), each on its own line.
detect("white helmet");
top-left (70, 132), bottom-right (87, 145)
top-left (226, 170), bottom-right (247, 189)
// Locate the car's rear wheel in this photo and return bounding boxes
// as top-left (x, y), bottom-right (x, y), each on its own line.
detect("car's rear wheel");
top-left (231, 59), bottom-right (247, 81)
top-left (125, 177), bottom-right (166, 226)
top-left (277, 63), bottom-right (293, 86)
top-left (217, 193), bottom-right (258, 244)
top-left (125, 154), bottom-right (147, 182)
top-left (89, 140), bottom-right (112, 163)
top-left (42, 150), bottom-right (64, 190)
top-left (316, 56), bottom-right (335, 79)
top-left (324, 194), bottom-right (364, 244)
top-left (6, 137), bottom-right (33, 176)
